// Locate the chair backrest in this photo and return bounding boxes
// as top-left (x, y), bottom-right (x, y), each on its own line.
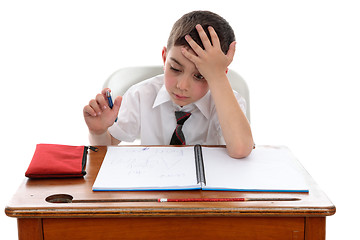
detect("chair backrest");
top-left (103, 66), bottom-right (250, 121)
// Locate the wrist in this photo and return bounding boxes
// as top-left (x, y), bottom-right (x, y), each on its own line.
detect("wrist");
top-left (89, 128), bottom-right (107, 135)
top-left (89, 131), bottom-right (112, 145)
top-left (207, 72), bottom-right (229, 87)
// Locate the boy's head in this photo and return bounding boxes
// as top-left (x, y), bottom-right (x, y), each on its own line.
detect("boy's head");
top-left (162, 11), bottom-right (235, 107)
top-left (167, 10), bottom-right (235, 54)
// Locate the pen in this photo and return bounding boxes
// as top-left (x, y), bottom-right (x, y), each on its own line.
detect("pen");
top-left (106, 90), bottom-right (118, 122)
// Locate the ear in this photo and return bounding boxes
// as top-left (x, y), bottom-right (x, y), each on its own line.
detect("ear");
top-left (162, 47), bottom-right (167, 65)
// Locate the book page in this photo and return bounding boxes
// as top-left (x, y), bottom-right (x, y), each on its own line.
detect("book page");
top-left (93, 146), bottom-right (200, 191)
top-left (201, 146), bottom-right (308, 192)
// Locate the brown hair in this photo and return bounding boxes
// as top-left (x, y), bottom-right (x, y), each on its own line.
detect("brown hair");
top-left (167, 11), bottom-right (235, 54)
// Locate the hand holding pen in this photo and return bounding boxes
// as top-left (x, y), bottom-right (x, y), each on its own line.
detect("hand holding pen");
top-left (106, 90), bottom-right (118, 122)
top-left (83, 88), bottom-right (122, 135)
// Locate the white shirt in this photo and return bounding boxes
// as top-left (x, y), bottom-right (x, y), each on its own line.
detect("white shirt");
top-left (108, 74), bottom-right (246, 145)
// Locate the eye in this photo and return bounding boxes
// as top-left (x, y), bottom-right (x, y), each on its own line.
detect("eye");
top-left (170, 66), bottom-right (181, 72)
top-left (194, 74), bottom-right (204, 80)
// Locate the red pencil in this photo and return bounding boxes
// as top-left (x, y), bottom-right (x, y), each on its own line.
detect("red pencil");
top-left (158, 197), bottom-right (300, 202)
top-left (51, 197), bottom-right (301, 204)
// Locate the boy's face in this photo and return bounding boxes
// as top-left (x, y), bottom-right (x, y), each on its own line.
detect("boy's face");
top-left (162, 46), bottom-right (209, 106)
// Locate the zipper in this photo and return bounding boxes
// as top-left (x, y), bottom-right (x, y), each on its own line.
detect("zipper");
top-left (87, 146), bottom-right (99, 152)
top-left (82, 146), bottom-right (99, 175)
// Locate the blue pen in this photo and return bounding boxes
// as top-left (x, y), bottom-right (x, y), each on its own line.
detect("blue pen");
top-left (106, 90), bottom-right (118, 122)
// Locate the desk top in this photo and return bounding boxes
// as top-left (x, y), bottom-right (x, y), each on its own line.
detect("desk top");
top-left (5, 146), bottom-right (335, 218)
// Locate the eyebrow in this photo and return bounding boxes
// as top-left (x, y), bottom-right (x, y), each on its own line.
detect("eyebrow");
top-left (170, 57), bottom-right (183, 67)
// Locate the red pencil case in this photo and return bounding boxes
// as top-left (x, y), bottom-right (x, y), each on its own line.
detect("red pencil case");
top-left (25, 144), bottom-right (98, 178)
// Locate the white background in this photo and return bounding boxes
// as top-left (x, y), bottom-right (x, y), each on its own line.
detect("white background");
top-left (1, 0), bottom-right (359, 239)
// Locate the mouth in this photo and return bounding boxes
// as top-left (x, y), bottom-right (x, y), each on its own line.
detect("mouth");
top-left (173, 93), bottom-right (189, 100)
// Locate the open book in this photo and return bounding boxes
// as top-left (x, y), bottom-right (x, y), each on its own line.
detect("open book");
top-left (92, 145), bottom-right (309, 192)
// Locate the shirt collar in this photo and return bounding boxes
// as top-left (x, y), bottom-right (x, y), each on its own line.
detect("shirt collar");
top-left (153, 85), bottom-right (172, 108)
top-left (192, 91), bottom-right (211, 119)
top-left (153, 85), bottom-right (212, 119)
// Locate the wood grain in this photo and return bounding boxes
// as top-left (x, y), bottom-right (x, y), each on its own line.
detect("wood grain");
top-left (43, 217), bottom-right (305, 240)
top-left (5, 146), bottom-right (335, 240)
top-left (5, 146), bottom-right (336, 218)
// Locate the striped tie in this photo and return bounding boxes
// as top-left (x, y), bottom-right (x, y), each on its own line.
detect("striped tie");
top-left (170, 111), bottom-right (191, 145)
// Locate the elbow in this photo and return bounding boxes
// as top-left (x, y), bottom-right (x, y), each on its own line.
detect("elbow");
top-left (227, 142), bottom-right (254, 159)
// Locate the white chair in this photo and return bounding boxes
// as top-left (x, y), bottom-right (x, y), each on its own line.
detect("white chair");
top-left (103, 65), bottom-right (250, 122)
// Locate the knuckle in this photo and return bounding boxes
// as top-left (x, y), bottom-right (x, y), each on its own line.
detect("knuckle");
top-left (95, 93), bottom-right (103, 101)
top-left (89, 99), bottom-right (96, 105)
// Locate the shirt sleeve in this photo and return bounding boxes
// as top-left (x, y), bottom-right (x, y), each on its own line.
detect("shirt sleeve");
top-left (233, 90), bottom-right (247, 117)
top-left (108, 86), bottom-right (141, 142)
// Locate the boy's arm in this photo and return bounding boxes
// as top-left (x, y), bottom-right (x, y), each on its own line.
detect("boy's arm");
top-left (182, 25), bottom-right (254, 158)
top-left (88, 131), bottom-right (121, 145)
top-left (206, 73), bottom-right (253, 158)
top-left (83, 88), bottom-right (122, 146)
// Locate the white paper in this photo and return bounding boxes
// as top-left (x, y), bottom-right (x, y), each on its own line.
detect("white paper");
top-left (93, 146), bottom-right (200, 191)
top-left (93, 146), bottom-right (308, 192)
top-left (201, 146), bottom-right (308, 192)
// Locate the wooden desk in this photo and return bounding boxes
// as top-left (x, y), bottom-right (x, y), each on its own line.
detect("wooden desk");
top-left (5, 146), bottom-right (335, 240)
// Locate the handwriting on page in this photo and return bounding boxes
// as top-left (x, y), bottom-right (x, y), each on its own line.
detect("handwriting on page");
top-left (93, 146), bottom-right (198, 190)
top-left (108, 148), bottom-right (188, 178)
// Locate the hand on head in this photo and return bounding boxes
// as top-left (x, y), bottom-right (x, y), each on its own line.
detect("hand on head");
top-left (181, 24), bottom-right (236, 83)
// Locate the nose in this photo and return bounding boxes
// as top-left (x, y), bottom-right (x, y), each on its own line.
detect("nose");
top-left (177, 75), bottom-right (191, 90)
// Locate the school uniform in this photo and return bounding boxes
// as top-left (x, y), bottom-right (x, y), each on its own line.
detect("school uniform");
top-left (108, 74), bottom-right (246, 145)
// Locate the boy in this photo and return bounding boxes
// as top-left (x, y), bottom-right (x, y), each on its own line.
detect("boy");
top-left (83, 10), bottom-right (254, 158)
